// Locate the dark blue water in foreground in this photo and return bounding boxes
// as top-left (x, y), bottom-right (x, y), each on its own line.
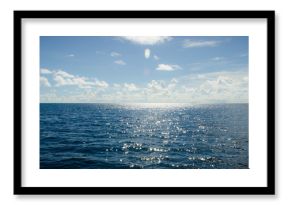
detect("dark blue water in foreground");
top-left (40, 103), bottom-right (248, 169)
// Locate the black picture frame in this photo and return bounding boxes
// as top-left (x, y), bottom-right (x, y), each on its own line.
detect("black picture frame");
top-left (14, 10), bottom-right (275, 195)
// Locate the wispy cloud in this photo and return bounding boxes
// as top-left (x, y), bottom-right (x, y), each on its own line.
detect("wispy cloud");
top-left (211, 57), bottom-right (224, 61)
top-left (156, 64), bottom-right (181, 72)
top-left (96, 51), bottom-right (105, 55)
top-left (55, 70), bottom-right (74, 78)
top-left (183, 39), bottom-right (220, 48)
top-left (40, 76), bottom-right (51, 87)
top-left (153, 55), bottom-right (160, 60)
top-left (144, 48), bottom-right (151, 59)
top-left (120, 36), bottom-right (172, 45)
top-left (111, 51), bottom-right (121, 57)
top-left (66, 54), bottom-right (75, 57)
top-left (114, 60), bottom-right (126, 65)
top-left (40, 68), bottom-right (52, 74)
top-left (239, 53), bottom-right (248, 57)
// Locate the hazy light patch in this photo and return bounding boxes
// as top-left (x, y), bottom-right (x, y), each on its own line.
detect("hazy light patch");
top-left (144, 48), bottom-right (151, 59)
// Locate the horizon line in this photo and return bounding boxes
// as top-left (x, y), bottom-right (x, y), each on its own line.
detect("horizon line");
top-left (40, 102), bottom-right (248, 104)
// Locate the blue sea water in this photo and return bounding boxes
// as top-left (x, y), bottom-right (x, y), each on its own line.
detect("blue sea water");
top-left (40, 103), bottom-right (248, 169)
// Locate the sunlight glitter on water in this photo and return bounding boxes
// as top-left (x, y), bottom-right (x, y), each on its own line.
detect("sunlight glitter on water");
top-left (40, 103), bottom-right (249, 169)
top-left (117, 103), bottom-right (194, 109)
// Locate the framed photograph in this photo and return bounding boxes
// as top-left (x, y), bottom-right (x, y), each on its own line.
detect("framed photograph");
top-left (14, 10), bottom-right (275, 195)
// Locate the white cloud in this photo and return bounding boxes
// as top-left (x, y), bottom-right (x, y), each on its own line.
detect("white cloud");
top-left (171, 78), bottom-right (178, 84)
top-left (114, 60), bottom-right (126, 65)
top-left (40, 68), bottom-right (52, 74)
top-left (73, 77), bottom-right (95, 89)
top-left (124, 83), bottom-right (138, 91)
top-left (198, 78), bottom-right (231, 96)
top-left (95, 80), bottom-right (109, 88)
top-left (147, 80), bottom-right (165, 93)
top-left (111, 52), bottom-right (121, 57)
top-left (54, 75), bottom-right (91, 88)
top-left (41, 68), bottom-right (247, 104)
top-left (153, 55), bottom-right (160, 60)
top-left (54, 75), bottom-right (68, 86)
top-left (156, 64), bottom-right (181, 71)
top-left (144, 79), bottom-right (180, 101)
top-left (53, 69), bottom-right (109, 89)
top-left (181, 71), bottom-right (248, 103)
top-left (168, 79), bottom-right (178, 90)
top-left (55, 70), bottom-right (75, 78)
top-left (40, 76), bottom-right (51, 87)
top-left (120, 36), bottom-right (172, 45)
top-left (113, 83), bottom-right (121, 88)
top-left (197, 74), bottom-right (206, 79)
top-left (144, 48), bottom-right (151, 59)
top-left (67, 54), bottom-right (75, 57)
top-left (183, 39), bottom-right (220, 48)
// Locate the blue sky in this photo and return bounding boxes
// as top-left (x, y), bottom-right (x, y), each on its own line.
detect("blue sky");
top-left (40, 36), bottom-right (248, 103)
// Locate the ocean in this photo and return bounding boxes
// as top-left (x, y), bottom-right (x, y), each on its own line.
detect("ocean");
top-left (40, 103), bottom-right (248, 169)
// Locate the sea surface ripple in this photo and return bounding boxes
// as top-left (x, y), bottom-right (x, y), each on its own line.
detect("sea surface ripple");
top-left (40, 103), bottom-right (248, 169)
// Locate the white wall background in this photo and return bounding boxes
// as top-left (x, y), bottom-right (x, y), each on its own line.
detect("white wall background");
top-left (0, 0), bottom-right (286, 204)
